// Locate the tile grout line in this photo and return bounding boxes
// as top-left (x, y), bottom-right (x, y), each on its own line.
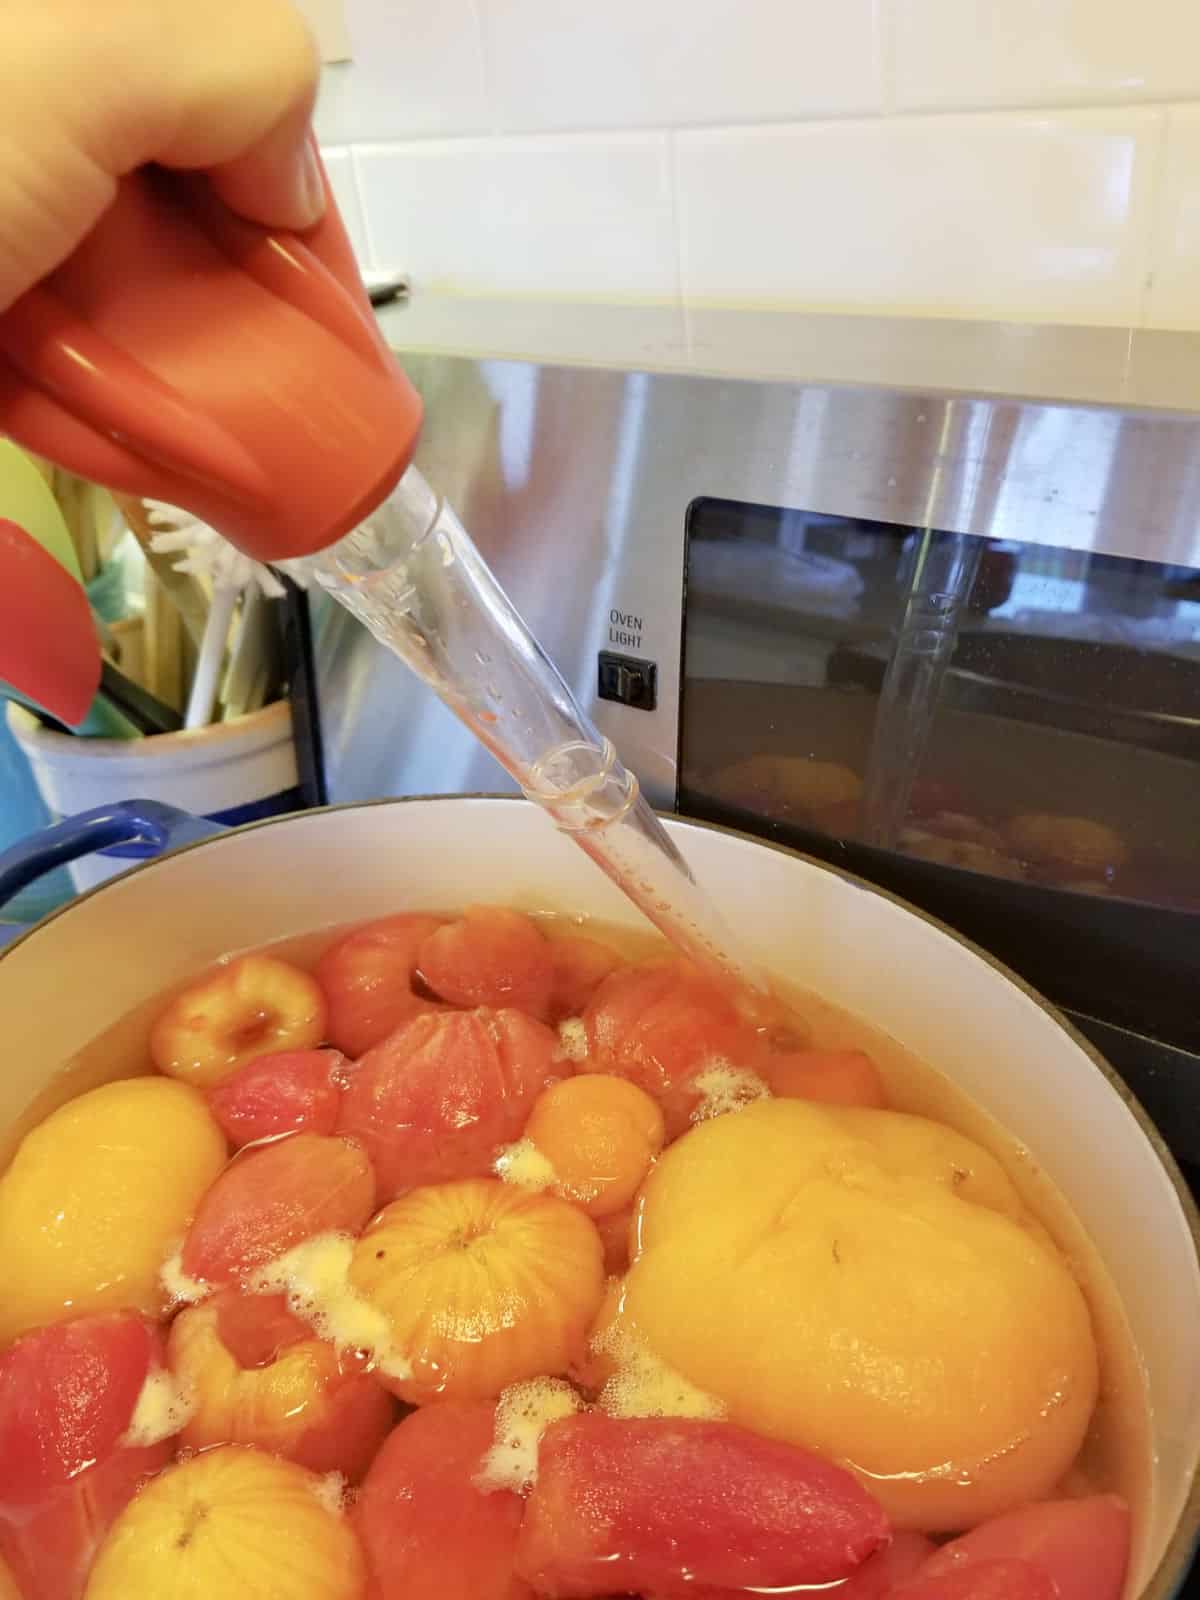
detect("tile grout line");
top-left (467, 0), bottom-right (503, 138)
top-left (347, 145), bottom-right (383, 276)
top-left (1135, 105), bottom-right (1174, 332)
top-left (667, 131), bottom-right (695, 357)
top-left (335, 96), bottom-right (1200, 159)
top-left (875, 0), bottom-right (896, 117)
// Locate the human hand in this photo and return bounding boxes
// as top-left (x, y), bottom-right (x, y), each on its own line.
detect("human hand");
top-left (0, 0), bottom-right (322, 313)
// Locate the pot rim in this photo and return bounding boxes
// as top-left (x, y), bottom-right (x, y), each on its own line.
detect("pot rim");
top-left (3, 791), bottom-right (1197, 1596)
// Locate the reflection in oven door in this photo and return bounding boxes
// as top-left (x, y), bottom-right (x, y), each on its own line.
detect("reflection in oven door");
top-left (679, 500), bottom-right (1200, 1056)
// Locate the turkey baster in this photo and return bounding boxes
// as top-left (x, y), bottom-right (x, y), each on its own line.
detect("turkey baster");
top-left (0, 159), bottom-right (758, 991)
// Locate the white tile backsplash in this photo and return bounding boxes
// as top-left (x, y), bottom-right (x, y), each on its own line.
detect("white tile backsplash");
top-left (677, 111), bottom-right (1160, 325)
top-left (355, 135), bottom-right (679, 301)
top-left (478, 0), bottom-right (881, 132)
top-left (320, 148), bottom-right (369, 263)
top-left (315, 0), bottom-right (1200, 332)
top-left (314, 0), bottom-right (489, 144)
top-left (894, 0), bottom-right (1200, 113)
top-left (1144, 105), bottom-right (1200, 330)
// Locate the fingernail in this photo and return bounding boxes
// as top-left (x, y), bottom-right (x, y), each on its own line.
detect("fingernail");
top-left (296, 142), bottom-right (327, 228)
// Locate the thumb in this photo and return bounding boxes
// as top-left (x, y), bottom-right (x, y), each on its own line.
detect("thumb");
top-left (207, 113), bottom-right (326, 234)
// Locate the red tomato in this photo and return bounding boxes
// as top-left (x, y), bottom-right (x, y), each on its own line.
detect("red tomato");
top-left (891, 1558), bottom-right (1057, 1599)
top-left (0, 1314), bottom-right (172, 1600)
top-left (915, 1494), bottom-right (1130, 1600)
top-left (546, 934), bottom-right (624, 1022)
top-left (0, 1313), bottom-right (162, 1505)
top-left (834, 1531), bottom-right (938, 1596)
top-left (337, 1008), bottom-right (561, 1199)
top-left (180, 1132), bottom-right (377, 1285)
top-left (316, 914), bottom-right (449, 1057)
top-left (354, 1403), bottom-right (531, 1600)
top-left (417, 907), bottom-right (555, 1021)
top-left (582, 961), bottom-right (766, 1136)
top-left (645, 1591), bottom-right (747, 1600)
top-left (595, 1206), bottom-right (634, 1275)
top-left (213, 1288), bottom-right (315, 1369)
top-left (207, 1048), bottom-right (346, 1147)
top-left (764, 1048), bottom-right (888, 1109)
top-left (645, 1534), bottom-right (934, 1600)
top-left (1, 1446), bottom-right (169, 1600)
top-left (515, 1413), bottom-right (889, 1596)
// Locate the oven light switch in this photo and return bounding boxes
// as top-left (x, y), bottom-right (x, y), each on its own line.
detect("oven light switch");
top-left (598, 651), bottom-right (657, 711)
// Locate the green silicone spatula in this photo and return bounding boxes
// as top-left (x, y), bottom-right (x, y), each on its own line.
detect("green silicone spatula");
top-left (0, 441), bottom-right (83, 581)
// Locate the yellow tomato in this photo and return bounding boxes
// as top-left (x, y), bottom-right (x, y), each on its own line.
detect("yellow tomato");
top-left (84, 1446), bottom-right (365, 1599)
top-left (350, 1178), bottom-right (604, 1405)
top-left (623, 1099), bottom-right (1098, 1532)
top-left (0, 1077), bottom-right (226, 1345)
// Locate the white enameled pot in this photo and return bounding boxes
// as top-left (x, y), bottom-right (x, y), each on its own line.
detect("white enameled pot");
top-left (0, 797), bottom-right (1196, 1596)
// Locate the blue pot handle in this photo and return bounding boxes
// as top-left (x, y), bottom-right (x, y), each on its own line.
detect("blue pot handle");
top-left (0, 800), bottom-right (226, 912)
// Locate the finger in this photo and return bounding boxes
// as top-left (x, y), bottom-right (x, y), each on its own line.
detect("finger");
top-left (208, 113), bottom-right (325, 234)
top-left (0, 132), bottom-right (113, 313)
top-left (0, 0), bottom-right (323, 309)
top-left (103, 0), bottom-right (323, 219)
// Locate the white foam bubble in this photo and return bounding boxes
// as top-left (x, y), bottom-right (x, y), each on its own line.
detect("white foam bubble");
top-left (690, 1061), bottom-right (771, 1123)
top-left (159, 1244), bottom-right (210, 1308)
top-left (309, 1471), bottom-right (348, 1516)
top-left (557, 1018), bottom-right (589, 1063)
top-left (475, 1378), bottom-right (582, 1495)
top-left (594, 1325), bottom-right (725, 1422)
top-left (120, 1367), bottom-right (196, 1448)
top-left (494, 1137), bottom-right (558, 1193)
top-left (247, 1232), bottom-right (412, 1383)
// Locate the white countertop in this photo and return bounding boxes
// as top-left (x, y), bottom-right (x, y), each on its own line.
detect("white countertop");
top-left (378, 294), bottom-right (1200, 415)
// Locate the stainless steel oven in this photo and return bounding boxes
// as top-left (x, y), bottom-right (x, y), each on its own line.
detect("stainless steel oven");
top-left (311, 304), bottom-right (1200, 1183)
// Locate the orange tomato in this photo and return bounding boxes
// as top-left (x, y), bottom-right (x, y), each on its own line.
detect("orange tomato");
top-left (168, 1290), bottom-right (393, 1481)
top-left (522, 1075), bottom-right (664, 1218)
top-left (764, 1048), bottom-right (888, 1110)
top-left (151, 955), bottom-right (326, 1088)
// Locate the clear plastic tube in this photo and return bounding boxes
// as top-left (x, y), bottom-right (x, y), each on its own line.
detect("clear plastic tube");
top-left (298, 464), bottom-right (761, 990)
top-left (859, 529), bottom-right (984, 850)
